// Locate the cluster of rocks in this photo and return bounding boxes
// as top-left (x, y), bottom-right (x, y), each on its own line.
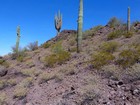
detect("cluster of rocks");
top-left (133, 22), bottom-right (140, 30)
top-left (52, 30), bottom-right (77, 42)
top-left (105, 79), bottom-right (140, 105)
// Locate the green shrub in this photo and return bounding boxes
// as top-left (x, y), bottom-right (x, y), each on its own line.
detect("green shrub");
top-left (11, 46), bottom-right (27, 62)
top-left (0, 59), bottom-right (4, 64)
top-left (107, 29), bottom-right (133, 40)
top-left (69, 47), bottom-right (77, 52)
top-left (100, 41), bottom-right (118, 53)
top-left (83, 25), bottom-right (103, 39)
top-left (51, 41), bottom-right (63, 53)
top-left (117, 50), bottom-right (139, 68)
top-left (107, 30), bottom-right (124, 40)
top-left (107, 17), bottom-right (122, 28)
top-left (44, 51), bottom-right (71, 67)
top-left (42, 42), bottom-right (51, 48)
top-left (16, 55), bottom-right (24, 62)
top-left (123, 31), bottom-right (133, 38)
top-left (0, 59), bottom-right (9, 68)
top-left (91, 52), bottom-right (115, 69)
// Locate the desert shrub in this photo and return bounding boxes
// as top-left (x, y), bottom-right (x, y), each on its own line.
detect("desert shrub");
top-left (51, 41), bottom-right (63, 53)
top-left (78, 84), bottom-right (100, 105)
top-left (16, 55), bottom-right (24, 62)
top-left (7, 79), bottom-right (17, 86)
top-left (27, 41), bottom-right (38, 51)
top-left (123, 31), bottom-right (133, 38)
top-left (101, 64), bottom-right (121, 80)
top-left (136, 45), bottom-right (140, 56)
top-left (13, 86), bottom-right (28, 100)
top-left (39, 72), bottom-right (56, 84)
top-left (42, 42), bottom-right (51, 48)
top-left (83, 25), bottom-right (103, 39)
top-left (69, 47), bottom-right (77, 52)
top-left (107, 17), bottom-right (122, 28)
top-left (107, 30), bottom-right (124, 40)
top-left (19, 77), bottom-right (34, 88)
top-left (91, 52), bottom-right (115, 69)
top-left (0, 92), bottom-right (7, 105)
top-left (55, 73), bottom-right (64, 82)
top-left (0, 79), bottom-right (17, 90)
top-left (0, 59), bottom-right (9, 68)
top-left (0, 59), bottom-right (4, 64)
top-left (117, 49), bottom-right (139, 68)
top-left (60, 68), bottom-right (75, 76)
top-left (20, 68), bottom-right (40, 77)
top-left (69, 39), bottom-right (76, 46)
top-left (100, 41), bottom-right (118, 53)
top-left (11, 46), bottom-right (27, 62)
top-left (39, 71), bottom-right (63, 84)
top-left (44, 51), bottom-right (71, 67)
top-left (0, 80), bottom-right (6, 90)
top-left (13, 77), bottom-right (33, 100)
top-left (44, 54), bottom-right (58, 67)
top-left (125, 63), bottom-right (140, 82)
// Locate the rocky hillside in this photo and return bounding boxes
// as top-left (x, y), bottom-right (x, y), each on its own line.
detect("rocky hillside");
top-left (0, 22), bottom-right (140, 105)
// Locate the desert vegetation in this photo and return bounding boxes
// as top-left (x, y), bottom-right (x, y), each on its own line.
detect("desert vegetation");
top-left (0, 0), bottom-right (140, 105)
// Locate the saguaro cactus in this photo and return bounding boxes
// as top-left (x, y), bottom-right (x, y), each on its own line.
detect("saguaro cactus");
top-left (77, 0), bottom-right (83, 53)
top-left (127, 7), bottom-right (130, 32)
top-left (55, 11), bottom-right (62, 35)
top-left (16, 26), bottom-right (20, 54)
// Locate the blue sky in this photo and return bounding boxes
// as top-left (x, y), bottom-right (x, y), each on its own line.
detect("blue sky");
top-left (0, 0), bottom-right (140, 56)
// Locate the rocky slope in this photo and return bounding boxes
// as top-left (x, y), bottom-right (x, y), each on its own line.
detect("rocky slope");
top-left (0, 24), bottom-right (140, 105)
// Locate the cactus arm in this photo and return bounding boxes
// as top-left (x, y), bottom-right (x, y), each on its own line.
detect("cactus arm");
top-left (54, 11), bottom-right (62, 35)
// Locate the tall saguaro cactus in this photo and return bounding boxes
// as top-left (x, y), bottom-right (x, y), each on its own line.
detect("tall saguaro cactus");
top-left (16, 26), bottom-right (20, 54)
top-left (55, 11), bottom-right (62, 35)
top-left (77, 0), bottom-right (83, 53)
top-left (127, 7), bottom-right (130, 32)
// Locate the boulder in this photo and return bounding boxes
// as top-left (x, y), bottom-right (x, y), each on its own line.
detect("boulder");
top-left (0, 66), bottom-right (8, 77)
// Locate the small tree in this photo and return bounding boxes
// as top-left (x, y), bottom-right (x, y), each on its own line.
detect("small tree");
top-left (107, 17), bottom-right (122, 28)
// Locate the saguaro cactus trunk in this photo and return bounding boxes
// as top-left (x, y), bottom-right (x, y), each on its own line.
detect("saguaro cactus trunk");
top-left (127, 7), bottom-right (130, 32)
top-left (16, 26), bottom-right (20, 55)
top-left (77, 0), bottom-right (83, 53)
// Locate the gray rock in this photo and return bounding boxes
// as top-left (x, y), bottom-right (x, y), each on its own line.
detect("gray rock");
top-left (0, 66), bottom-right (8, 77)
